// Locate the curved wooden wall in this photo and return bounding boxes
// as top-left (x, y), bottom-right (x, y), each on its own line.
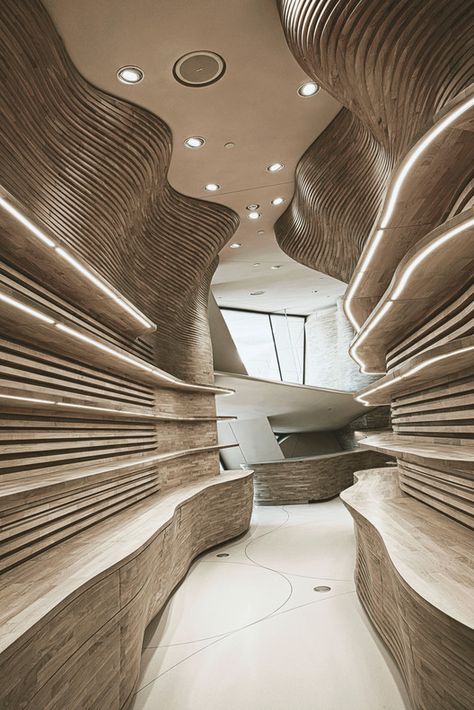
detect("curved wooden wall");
top-left (0, 0), bottom-right (239, 383)
top-left (275, 0), bottom-right (474, 283)
top-left (341, 470), bottom-right (473, 710)
top-left (0, 2), bottom-right (252, 707)
top-left (250, 449), bottom-right (390, 505)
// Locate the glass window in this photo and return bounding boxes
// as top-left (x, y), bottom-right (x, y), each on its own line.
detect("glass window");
top-left (220, 308), bottom-right (305, 384)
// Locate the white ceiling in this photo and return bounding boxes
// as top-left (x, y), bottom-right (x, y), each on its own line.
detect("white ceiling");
top-left (45, 0), bottom-right (344, 315)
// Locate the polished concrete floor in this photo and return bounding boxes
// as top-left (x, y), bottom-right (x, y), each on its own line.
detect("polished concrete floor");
top-left (131, 499), bottom-right (411, 710)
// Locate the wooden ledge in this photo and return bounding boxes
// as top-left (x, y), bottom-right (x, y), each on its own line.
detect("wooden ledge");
top-left (247, 448), bottom-right (385, 466)
top-left (356, 336), bottom-right (474, 405)
top-left (0, 282), bottom-right (234, 395)
top-left (350, 211), bottom-right (474, 372)
top-left (346, 87), bottom-right (474, 330)
top-left (360, 433), bottom-right (474, 463)
top-left (0, 444), bottom-right (239, 506)
top-left (0, 469), bottom-right (253, 658)
top-left (341, 468), bottom-right (473, 628)
top-left (0, 187), bottom-right (156, 340)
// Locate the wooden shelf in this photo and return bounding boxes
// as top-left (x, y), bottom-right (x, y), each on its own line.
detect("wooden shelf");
top-left (350, 211), bottom-right (474, 372)
top-left (0, 469), bottom-right (253, 708)
top-left (360, 433), bottom-right (474, 463)
top-left (346, 88), bottom-right (474, 331)
top-left (0, 282), bottom-right (233, 395)
top-left (0, 444), bottom-right (239, 506)
top-left (356, 336), bottom-right (474, 405)
top-left (0, 187), bottom-right (156, 339)
top-left (0, 386), bottom-right (236, 422)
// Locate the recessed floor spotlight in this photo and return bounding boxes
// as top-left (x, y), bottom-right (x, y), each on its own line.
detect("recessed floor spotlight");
top-left (230, 243), bottom-right (241, 249)
top-left (246, 204), bottom-right (260, 210)
top-left (298, 81), bottom-right (319, 97)
top-left (184, 136), bottom-right (205, 148)
top-left (205, 183), bottom-right (220, 192)
top-left (271, 197), bottom-right (285, 206)
top-left (250, 290), bottom-right (265, 296)
top-left (117, 66), bottom-right (144, 84)
top-left (267, 162), bottom-right (284, 173)
top-left (248, 211), bottom-right (261, 220)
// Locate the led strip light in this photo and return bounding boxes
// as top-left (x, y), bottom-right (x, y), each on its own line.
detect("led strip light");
top-left (0, 290), bottom-right (233, 395)
top-left (345, 93), bottom-right (474, 332)
top-left (350, 216), bottom-right (474, 372)
top-left (356, 345), bottom-right (474, 405)
top-left (0, 196), bottom-right (155, 331)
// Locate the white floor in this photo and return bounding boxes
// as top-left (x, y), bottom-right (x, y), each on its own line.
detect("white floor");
top-left (131, 500), bottom-right (412, 710)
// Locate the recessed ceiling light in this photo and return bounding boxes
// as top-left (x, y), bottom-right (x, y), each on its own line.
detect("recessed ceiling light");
top-left (271, 197), bottom-right (285, 206)
top-left (184, 136), bottom-right (205, 149)
top-left (230, 243), bottom-right (241, 249)
top-left (298, 81), bottom-right (319, 97)
top-left (205, 183), bottom-right (220, 192)
top-left (117, 66), bottom-right (144, 84)
top-left (267, 162), bottom-right (284, 173)
top-left (224, 142), bottom-right (235, 149)
top-left (250, 290), bottom-right (265, 296)
top-left (246, 204), bottom-right (260, 210)
top-left (253, 263), bottom-right (260, 267)
top-left (248, 211), bottom-right (261, 220)
top-left (257, 230), bottom-right (265, 235)
top-left (271, 265), bottom-right (281, 270)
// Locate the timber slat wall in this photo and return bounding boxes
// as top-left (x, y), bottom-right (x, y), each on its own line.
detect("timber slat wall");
top-left (0, 1), bottom-right (251, 708)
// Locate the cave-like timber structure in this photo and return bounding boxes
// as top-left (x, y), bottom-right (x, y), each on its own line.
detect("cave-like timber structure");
top-left (275, 0), bottom-right (474, 284)
top-left (276, 2), bottom-right (474, 708)
top-left (0, 1), bottom-right (252, 707)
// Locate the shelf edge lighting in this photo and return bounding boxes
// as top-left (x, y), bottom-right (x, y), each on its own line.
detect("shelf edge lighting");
top-left (349, 216), bottom-right (474, 372)
top-left (0, 289), bottom-right (233, 395)
top-left (356, 345), bottom-right (474, 405)
top-left (0, 196), bottom-right (155, 331)
top-left (344, 93), bottom-right (474, 332)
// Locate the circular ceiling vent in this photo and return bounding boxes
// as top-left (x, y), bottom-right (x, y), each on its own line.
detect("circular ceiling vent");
top-left (173, 51), bottom-right (226, 87)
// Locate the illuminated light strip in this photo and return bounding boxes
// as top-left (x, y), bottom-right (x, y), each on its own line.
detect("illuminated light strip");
top-left (0, 394), bottom-right (55, 405)
top-left (0, 291), bottom-right (55, 324)
top-left (345, 94), bottom-right (474, 331)
top-left (350, 217), bottom-right (474, 369)
top-left (0, 287), bottom-right (233, 395)
top-left (0, 196), bottom-right (155, 330)
top-left (356, 345), bottom-right (474, 405)
top-left (55, 323), bottom-right (156, 374)
top-left (0, 196), bottom-right (55, 247)
top-left (55, 248), bottom-right (153, 329)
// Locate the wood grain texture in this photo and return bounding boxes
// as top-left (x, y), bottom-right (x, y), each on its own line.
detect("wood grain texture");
top-left (0, 470), bottom-right (253, 710)
top-left (351, 211), bottom-right (474, 372)
top-left (341, 469), bottom-right (474, 710)
top-left (250, 449), bottom-right (391, 504)
top-left (276, 0), bottom-right (474, 283)
top-left (0, 0), bottom-right (239, 383)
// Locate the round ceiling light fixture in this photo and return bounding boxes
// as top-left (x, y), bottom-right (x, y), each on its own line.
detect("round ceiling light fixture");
top-left (257, 230), bottom-right (265, 236)
top-left (298, 81), bottom-right (319, 97)
top-left (271, 197), bottom-right (285, 206)
top-left (117, 66), bottom-right (144, 84)
top-left (224, 142), bottom-right (235, 149)
top-left (246, 204), bottom-right (260, 211)
top-left (250, 290), bottom-right (265, 296)
top-left (267, 162), bottom-right (284, 173)
top-left (271, 265), bottom-right (281, 270)
top-left (184, 136), bottom-right (205, 149)
top-left (205, 183), bottom-right (220, 192)
top-left (173, 51), bottom-right (226, 87)
top-left (230, 243), bottom-right (241, 249)
top-left (247, 211), bottom-right (261, 220)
